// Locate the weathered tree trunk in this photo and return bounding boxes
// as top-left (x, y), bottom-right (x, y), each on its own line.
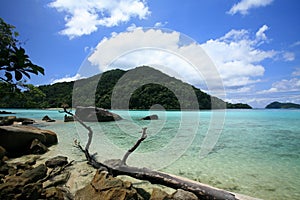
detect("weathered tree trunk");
top-left (63, 107), bottom-right (238, 200)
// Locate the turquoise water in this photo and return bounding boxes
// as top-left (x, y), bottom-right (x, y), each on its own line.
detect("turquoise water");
top-left (1, 108), bottom-right (300, 199)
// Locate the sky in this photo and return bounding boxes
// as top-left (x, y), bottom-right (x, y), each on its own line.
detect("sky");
top-left (0, 0), bottom-right (300, 108)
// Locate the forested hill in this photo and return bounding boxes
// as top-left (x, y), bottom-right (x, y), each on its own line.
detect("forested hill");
top-left (265, 101), bottom-right (300, 109)
top-left (0, 66), bottom-right (251, 109)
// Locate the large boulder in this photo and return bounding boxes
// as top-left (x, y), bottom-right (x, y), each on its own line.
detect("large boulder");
top-left (75, 106), bottom-right (122, 122)
top-left (141, 114), bottom-right (158, 120)
top-left (0, 125), bottom-right (58, 157)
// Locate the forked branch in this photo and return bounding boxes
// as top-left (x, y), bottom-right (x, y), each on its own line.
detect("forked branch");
top-left (121, 127), bottom-right (147, 166)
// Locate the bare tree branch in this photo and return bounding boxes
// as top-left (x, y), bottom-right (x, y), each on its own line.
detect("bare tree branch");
top-left (63, 107), bottom-right (93, 150)
top-left (121, 127), bottom-right (147, 166)
top-left (65, 108), bottom-right (238, 200)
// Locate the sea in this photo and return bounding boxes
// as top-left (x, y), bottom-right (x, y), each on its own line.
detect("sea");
top-left (1, 108), bottom-right (299, 200)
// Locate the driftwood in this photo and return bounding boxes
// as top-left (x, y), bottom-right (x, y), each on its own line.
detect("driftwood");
top-left (63, 107), bottom-right (238, 200)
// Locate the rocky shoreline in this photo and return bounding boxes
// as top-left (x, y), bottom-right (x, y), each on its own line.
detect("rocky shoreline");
top-left (0, 112), bottom-right (259, 200)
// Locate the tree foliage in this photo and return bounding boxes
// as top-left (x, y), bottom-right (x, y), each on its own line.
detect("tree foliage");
top-left (0, 18), bottom-right (44, 85)
top-left (0, 66), bottom-right (252, 109)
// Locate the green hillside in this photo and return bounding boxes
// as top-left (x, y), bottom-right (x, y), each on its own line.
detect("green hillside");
top-left (0, 66), bottom-right (252, 109)
top-left (265, 101), bottom-right (300, 109)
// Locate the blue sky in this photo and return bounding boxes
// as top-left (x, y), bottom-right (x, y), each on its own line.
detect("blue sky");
top-left (1, 0), bottom-right (299, 108)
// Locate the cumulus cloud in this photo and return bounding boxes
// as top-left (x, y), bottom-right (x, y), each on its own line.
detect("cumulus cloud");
top-left (85, 28), bottom-right (224, 97)
top-left (228, 0), bottom-right (274, 15)
top-left (258, 78), bottom-right (300, 94)
top-left (49, 0), bottom-right (150, 39)
top-left (51, 73), bottom-right (84, 84)
top-left (201, 25), bottom-right (276, 88)
top-left (84, 25), bottom-right (287, 99)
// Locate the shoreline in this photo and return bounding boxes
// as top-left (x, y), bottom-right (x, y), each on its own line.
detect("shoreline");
top-left (5, 144), bottom-right (261, 200)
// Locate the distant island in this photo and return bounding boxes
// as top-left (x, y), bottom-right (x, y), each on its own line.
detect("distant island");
top-left (0, 66), bottom-right (252, 110)
top-left (265, 101), bottom-right (300, 109)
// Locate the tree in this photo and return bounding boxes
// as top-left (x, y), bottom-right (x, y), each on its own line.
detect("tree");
top-left (0, 18), bottom-right (44, 86)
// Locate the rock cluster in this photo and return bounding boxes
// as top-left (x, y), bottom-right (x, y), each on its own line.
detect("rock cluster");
top-left (0, 125), bottom-right (58, 157)
top-left (75, 170), bottom-right (199, 200)
top-left (0, 116), bottom-right (35, 126)
top-left (0, 155), bottom-right (71, 200)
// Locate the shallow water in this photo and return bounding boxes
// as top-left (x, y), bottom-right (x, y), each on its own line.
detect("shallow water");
top-left (1, 108), bottom-right (300, 199)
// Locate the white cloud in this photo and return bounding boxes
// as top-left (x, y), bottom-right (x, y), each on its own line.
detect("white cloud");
top-left (154, 21), bottom-right (168, 28)
top-left (258, 78), bottom-right (300, 94)
top-left (282, 52), bottom-right (295, 61)
top-left (51, 73), bottom-right (84, 84)
top-left (256, 24), bottom-right (269, 41)
top-left (291, 41), bottom-right (300, 47)
top-left (83, 25), bottom-right (294, 103)
top-left (85, 28), bottom-right (225, 97)
top-left (49, 0), bottom-right (150, 39)
top-left (228, 0), bottom-right (274, 15)
top-left (201, 25), bottom-right (276, 88)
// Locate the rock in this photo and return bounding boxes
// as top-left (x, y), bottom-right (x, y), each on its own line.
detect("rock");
top-left (43, 187), bottom-right (65, 200)
top-left (17, 183), bottom-right (43, 200)
top-left (0, 116), bottom-right (16, 126)
top-left (21, 164), bottom-right (47, 184)
top-left (0, 111), bottom-right (15, 114)
top-left (42, 115), bottom-right (51, 121)
top-left (30, 139), bottom-right (48, 154)
top-left (172, 189), bottom-right (198, 200)
top-left (42, 115), bottom-right (56, 122)
top-left (0, 125), bottom-right (58, 157)
top-left (43, 171), bottom-right (71, 188)
top-left (75, 170), bottom-right (142, 200)
top-left (15, 117), bottom-right (35, 124)
top-left (75, 106), bottom-right (122, 122)
top-left (0, 146), bottom-right (6, 161)
top-left (141, 114), bottom-right (158, 120)
top-left (45, 156), bottom-right (68, 168)
top-left (64, 114), bottom-right (74, 122)
top-left (150, 188), bottom-right (172, 200)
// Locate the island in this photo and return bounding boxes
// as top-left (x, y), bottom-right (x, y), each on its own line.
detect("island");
top-left (265, 101), bottom-right (300, 109)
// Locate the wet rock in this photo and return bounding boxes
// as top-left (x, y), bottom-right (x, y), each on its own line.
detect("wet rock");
top-left (45, 156), bottom-right (68, 168)
top-left (30, 139), bottom-right (48, 154)
top-left (172, 189), bottom-right (198, 200)
top-left (75, 106), bottom-right (122, 122)
top-left (141, 114), bottom-right (158, 120)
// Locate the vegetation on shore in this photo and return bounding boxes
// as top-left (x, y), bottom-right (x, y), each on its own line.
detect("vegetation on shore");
top-left (265, 101), bottom-right (300, 109)
top-left (0, 66), bottom-right (252, 110)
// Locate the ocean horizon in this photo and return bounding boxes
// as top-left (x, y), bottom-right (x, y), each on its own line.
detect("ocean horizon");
top-left (1, 108), bottom-right (299, 199)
